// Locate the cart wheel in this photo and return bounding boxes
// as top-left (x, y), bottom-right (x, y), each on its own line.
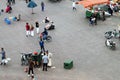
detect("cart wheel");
top-left (46, 35), bottom-right (52, 42)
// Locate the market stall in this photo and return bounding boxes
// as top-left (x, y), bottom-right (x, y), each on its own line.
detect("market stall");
top-left (77, 0), bottom-right (109, 8)
top-left (76, 0), bottom-right (110, 18)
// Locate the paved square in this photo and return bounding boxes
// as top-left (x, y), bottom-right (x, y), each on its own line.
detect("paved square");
top-left (0, 0), bottom-right (120, 80)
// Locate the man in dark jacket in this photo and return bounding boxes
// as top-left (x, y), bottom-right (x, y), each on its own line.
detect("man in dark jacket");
top-left (28, 59), bottom-right (34, 76)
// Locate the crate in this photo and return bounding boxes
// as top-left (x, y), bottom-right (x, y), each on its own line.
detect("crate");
top-left (64, 60), bottom-right (73, 69)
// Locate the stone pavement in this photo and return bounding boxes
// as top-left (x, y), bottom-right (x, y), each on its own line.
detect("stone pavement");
top-left (0, 0), bottom-right (120, 80)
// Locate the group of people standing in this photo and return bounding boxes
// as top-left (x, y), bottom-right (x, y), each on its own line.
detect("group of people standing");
top-left (89, 10), bottom-right (106, 26)
top-left (108, 3), bottom-right (120, 16)
top-left (25, 22), bottom-right (39, 37)
top-left (7, 0), bottom-right (15, 5)
top-left (89, 2), bottom-right (120, 26)
top-left (27, 50), bottom-right (52, 80)
top-left (25, 17), bottom-right (54, 75)
top-left (25, 17), bottom-right (53, 37)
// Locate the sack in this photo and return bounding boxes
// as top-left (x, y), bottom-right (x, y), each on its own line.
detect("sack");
top-left (48, 58), bottom-right (52, 67)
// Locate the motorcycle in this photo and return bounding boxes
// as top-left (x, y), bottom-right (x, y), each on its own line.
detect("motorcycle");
top-left (105, 29), bottom-right (120, 39)
top-left (105, 39), bottom-right (116, 50)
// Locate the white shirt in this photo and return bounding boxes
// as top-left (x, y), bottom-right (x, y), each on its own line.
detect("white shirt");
top-left (72, 2), bottom-right (76, 7)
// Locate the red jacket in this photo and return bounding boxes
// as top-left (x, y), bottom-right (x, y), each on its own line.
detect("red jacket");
top-left (6, 6), bottom-right (10, 13)
top-left (26, 24), bottom-right (30, 30)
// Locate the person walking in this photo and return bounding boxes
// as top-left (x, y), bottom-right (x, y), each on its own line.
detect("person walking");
top-left (39, 39), bottom-right (45, 53)
top-left (25, 23), bottom-right (30, 37)
top-left (28, 59), bottom-right (34, 77)
top-left (72, 1), bottom-right (77, 10)
top-left (35, 21), bottom-right (39, 34)
top-left (30, 24), bottom-right (34, 37)
top-left (41, 1), bottom-right (45, 12)
top-left (42, 53), bottom-right (49, 71)
top-left (0, 48), bottom-right (6, 65)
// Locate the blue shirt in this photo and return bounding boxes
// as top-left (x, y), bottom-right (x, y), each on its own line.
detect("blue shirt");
top-left (0, 50), bottom-right (6, 59)
top-left (42, 55), bottom-right (48, 63)
top-left (39, 41), bottom-right (44, 47)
